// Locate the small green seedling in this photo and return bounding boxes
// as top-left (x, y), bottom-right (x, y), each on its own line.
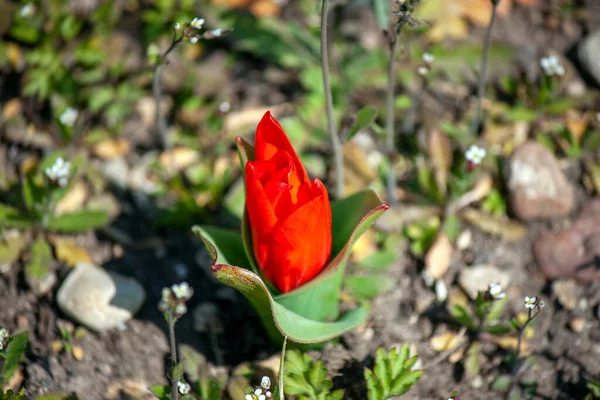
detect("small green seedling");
top-left (364, 344), bottom-right (423, 400)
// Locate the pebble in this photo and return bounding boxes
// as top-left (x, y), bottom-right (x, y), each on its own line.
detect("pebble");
top-left (552, 279), bottom-right (580, 310)
top-left (534, 197), bottom-right (600, 281)
top-left (506, 141), bottom-right (574, 220)
top-left (569, 318), bottom-right (586, 333)
top-left (578, 29), bottom-right (600, 85)
top-left (57, 262), bottom-right (145, 332)
top-left (458, 264), bottom-right (511, 299)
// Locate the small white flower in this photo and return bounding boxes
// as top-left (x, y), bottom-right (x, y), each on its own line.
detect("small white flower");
top-left (524, 296), bottom-right (536, 309)
top-left (265, 391), bottom-right (272, 398)
top-left (255, 389), bottom-right (263, 396)
top-left (20, 3), bottom-right (35, 17)
top-left (540, 55), bottom-right (565, 77)
top-left (210, 28), bottom-right (224, 37)
top-left (178, 381), bottom-right (191, 395)
top-left (172, 282), bottom-right (192, 299)
top-left (190, 36), bottom-right (199, 44)
top-left (422, 52), bottom-right (434, 63)
top-left (174, 23), bottom-right (181, 31)
top-left (59, 107), bottom-right (79, 127)
top-left (261, 376), bottom-right (271, 390)
top-left (175, 303), bottom-right (187, 316)
top-left (538, 300), bottom-right (545, 309)
top-left (45, 157), bottom-right (71, 187)
top-left (245, 395), bottom-right (252, 400)
top-left (219, 101), bottom-right (231, 113)
top-left (190, 17), bottom-right (205, 29)
top-left (488, 283), bottom-right (506, 300)
top-left (417, 66), bottom-right (429, 76)
top-left (0, 328), bottom-right (8, 340)
top-left (465, 144), bottom-right (486, 165)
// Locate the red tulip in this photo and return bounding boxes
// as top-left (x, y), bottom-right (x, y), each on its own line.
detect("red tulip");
top-left (243, 112), bottom-right (332, 293)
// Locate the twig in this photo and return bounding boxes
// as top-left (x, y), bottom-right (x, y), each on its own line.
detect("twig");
top-left (167, 311), bottom-right (179, 400)
top-left (469, 0), bottom-right (499, 136)
top-left (320, 0), bottom-right (344, 199)
top-left (385, 0), bottom-right (421, 204)
top-left (152, 34), bottom-right (183, 150)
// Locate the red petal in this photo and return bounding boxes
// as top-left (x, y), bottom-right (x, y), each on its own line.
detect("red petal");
top-left (255, 112), bottom-right (309, 185)
top-left (265, 179), bottom-right (332, 293)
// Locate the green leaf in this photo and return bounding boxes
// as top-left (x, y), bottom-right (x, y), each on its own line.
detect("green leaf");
top-left (0, 204), bottom-right (33, 229)
top-left (0, 230), bottom-right (29, 266)
top-left (365, 368), bottom-right (384, 400)
top-left (284, 350), bottom-right (341, 398)
top-left (358, 250), bottom-right (396, 270)
top-left (485, 296), bottom-right (507, 323)
top-left (1, 331), bottom-right (28, 386)
top-left (150, 385), bottom-right (170, 400)
top-left (24, 237), bottom-right (52, 281)
top-left (389, 370), bottom-right (423, 395)
top-left (46, 210), bottom-right (109, 233)
top-left (486, 323), bottom-right (512, 335)
top-left (372, 0), bottom-right (391, 29)
top-left (345, 274), bottom-right (393, 301)
top-left (365, 345), bottom-right (422, 400)
top-left (492, 374), bottom-right (512, 391)
top-left (347, 107), bottom-right (379, 141)
top-left (450, 304), bottom-right (477, 331)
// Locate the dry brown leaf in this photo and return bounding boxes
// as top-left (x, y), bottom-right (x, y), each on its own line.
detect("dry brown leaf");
top-left (2, 98), bottom-right (21, 119)
top-left (343, 141), bottom-right (378, 195)
top-left (563, 110), bottom-right (590, 144)
top-left (446, 174), bottom-right (493, 214)
top-left (429, 129), bottom-right (453, 195)
top-left (460, 208), bottom-right (527, 241)
top-left (211, 0), bottom-right (281, 17)
top-left (50, 237), bottom-right (92, 267)
top-left (92, 138), bottom-right (131, 160)
top-left (430, 332), bottom-right (460, 352)
top-left (72, 345), bottom-right (85, 361)
top-left (425, 232), bottom-right (452, 279)
top-left (159, 147), bottom-right (200, 172)
top-left (486, 335), bottom-right (530, 355)
top-left (54, 182), bottom-right (88, 215)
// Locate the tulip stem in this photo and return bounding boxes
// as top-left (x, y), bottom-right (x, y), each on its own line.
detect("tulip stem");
top-left (320, 0), bottom-right (344, 199)
top-left (469, 0), bottom-right (498, 137)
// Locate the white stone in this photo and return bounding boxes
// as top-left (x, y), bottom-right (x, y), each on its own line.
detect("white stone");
top-left (57, 262), bottom-right (145, 332)
top-left (458, 264), bottom-right (511, 299)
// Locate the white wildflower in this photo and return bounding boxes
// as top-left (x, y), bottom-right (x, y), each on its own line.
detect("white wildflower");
top-left (175, 303), bottom-right (187, 316)
top-left (20, 3), bottom-right (35, 17)
top-left (524, 296), bottom-right (536, 309)
top-left (540, 55), bottom-right (565, 77)
top-left (0, 328), bottom-right (8, 351)
top-left (218, 101), bottom-right (231, 113)
top-left (488, 283), bottom-right (506, 300)
top-left (417, 66), bottom-right (429, 76)
top-left (246, 395), bottom-right (252, 400)
top-left (261, 376), bottom-right (271, 390)
top-left (210, 28), bottom-right (224, 37)
top-left (178, 381), bottom-right (191, 395)
top-left (423, 52), bottom-right (434, 63)
top-left (190, 17), bottom-right (205, 29)
top-left (172, 282), bottom-right (192, 299)
top-left (465, 144), bottom-right (486, 165)
top-left (45, 157), bottom-right (71, 187)
top-left (174, 23), bottom-right (181, 31)
top-left (60, 107), bottom-right (79, 127)
top-left (190, 36), bottom-right (199, 44)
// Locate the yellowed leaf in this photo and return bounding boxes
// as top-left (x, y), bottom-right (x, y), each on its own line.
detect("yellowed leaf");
top-left (425, 232), bottom-right (452, 279)
top-left (54, 182), bottom-right (88, 215)
top-left (50, 237), bottom-right (92, 267)
top-left (487, 335), bottom-right (530, 355)
top-left (159, 147), bottom-right (200, 172)
top-left (460, 208), bottom-right (527, 241)
top-left (3, 99), bottom-right (21, 119)
top-left (563, 110), bottom-right (590, 144)
top-left (430, 332), bottom-right (460, 352)
top-left (92, 138), bottom-right (131, 160)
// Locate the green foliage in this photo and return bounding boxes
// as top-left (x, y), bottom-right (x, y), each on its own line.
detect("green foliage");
top-left (284, 350), bottom-right (343, 400)
top-left (404, 216), bottom-right (440, 256)
top-left (347, 107), bottom-right (379, 142)
top-left (0, 390), bottom-right (25, 400)
top-left (0, 331), bottom-right (29, 387)
top-left (586, 379), bottom-right (600, 399)
top-left (364, 345), bottom-right (423, 400)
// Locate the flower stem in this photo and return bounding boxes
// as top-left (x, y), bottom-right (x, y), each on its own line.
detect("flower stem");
top-left (152, 35), bottom-right (182, 150)
top-left (320, 0), bottom-right (344, 199)
top-left (386, 35), bottom-right (400, 205)
top-left (167, 311), bottom-right (179, 400)
top-left (469, 1), bottom-right (498, 137)
top-left (278, 336), bottom-right (287, 400)
top-left (508, 308), bottom-right (539, 397)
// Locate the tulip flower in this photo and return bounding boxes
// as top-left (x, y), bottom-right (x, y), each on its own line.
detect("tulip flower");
top-left (244, 112), bottom-right (332, 293)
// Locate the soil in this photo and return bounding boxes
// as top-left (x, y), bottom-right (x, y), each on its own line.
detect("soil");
top-left (1, 1), bottom-right (600, 400)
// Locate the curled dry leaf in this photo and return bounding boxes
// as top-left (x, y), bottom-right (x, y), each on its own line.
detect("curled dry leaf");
top-left (430, 331), bottom-right (461, 352)
top-left (460, 208), bottom-right (527, 241)
top-left (159, 147), bottom-right (200, 173)
top-left (50, 236), bottom-right (92, 267)
top-left (428, 129), bottom-right (453, 196)
top-left (446, 174), bottom-right (493, 214)
top-left (425, 232), bottom-right (452, 279)
top-left (54, 182), bottom-right (89, 216)
top-left (92, 138), bottom-right (131, 160)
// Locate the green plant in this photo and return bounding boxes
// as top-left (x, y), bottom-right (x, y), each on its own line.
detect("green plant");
top-left (364, 344), bottom-right (423, 400)
top-left (0, 329), bottom-right (29, 389)
top-left (283, 349), bottom-right (343, 400)
top-left (585, 379), bottom-right (600, 400)
top-left (450, 284), bottom-right (509, 334)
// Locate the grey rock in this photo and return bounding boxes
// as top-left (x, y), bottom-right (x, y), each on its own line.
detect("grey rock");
top-left (458, 264), bottom-right (511, 299)
top-left (506, 141), bottom-right (574, 220)
top-left (57, 262), bottom-right (145, 331)
top-left (579, 30), bottom-right (600, 85)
